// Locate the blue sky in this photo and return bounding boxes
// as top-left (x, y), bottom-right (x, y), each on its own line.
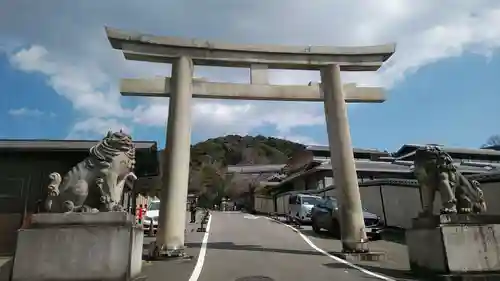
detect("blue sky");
top-left (1, 0), bottom-right (500, 152)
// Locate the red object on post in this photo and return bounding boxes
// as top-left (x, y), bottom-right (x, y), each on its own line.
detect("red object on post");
top-left (136, 205), bottom-right (144, 223)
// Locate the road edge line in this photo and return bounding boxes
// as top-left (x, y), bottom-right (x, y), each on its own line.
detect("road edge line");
top-left (262, 216), bottom-right (396, 281)
top-left (188, 214), bottom-right (212, 281)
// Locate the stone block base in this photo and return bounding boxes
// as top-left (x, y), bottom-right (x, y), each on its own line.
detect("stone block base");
top-left (145, 241), bottom-right (191, 260)
top-left (0, 257), bottom-right (13, 281)
top-left (414, 271), bottom-right (500, 281)
top-left (335, 251), bottom-right (386, 262)
top-left (406, 214), bottom-right (500, 275)
top-left (11, 212), bottom-right (143, 281)
top-left (439, 273), bottom-right (500, 281)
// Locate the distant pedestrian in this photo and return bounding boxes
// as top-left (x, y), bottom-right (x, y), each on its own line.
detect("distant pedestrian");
top-left (190, 200), bottom-right (197, 223)
top-left (137, 204), bottom-right (144, 224)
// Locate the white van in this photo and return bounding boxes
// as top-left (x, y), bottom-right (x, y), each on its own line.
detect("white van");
top-left (288, 193), bottom-right (322, 222)
top-left (143, 199), bottom-right (160, 234)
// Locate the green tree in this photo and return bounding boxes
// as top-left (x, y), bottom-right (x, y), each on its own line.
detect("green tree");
top-left (482, 135), bottom-right (500, 148)
top-left (196, 163), bottom-right (230, 207)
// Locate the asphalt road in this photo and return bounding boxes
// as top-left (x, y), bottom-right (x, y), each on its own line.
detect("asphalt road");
top-left (141, 210), bottom-right (207, 281)
top-left (0, 211), bottom-right (411, 281)
top-left (194, 212), bottom-right (397, 281)
top-left (141, 211), bottom-right (414, 281)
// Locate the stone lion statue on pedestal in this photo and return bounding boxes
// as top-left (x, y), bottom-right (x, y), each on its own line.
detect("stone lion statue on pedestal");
top-left (44, 130), bottom-right (138, 213)
top-left (413, 145), bottom-right (487, 217)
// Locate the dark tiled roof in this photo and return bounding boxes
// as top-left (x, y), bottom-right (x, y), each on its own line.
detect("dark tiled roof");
top-left (316, 161), bottom-right (411, 174)
top-left (354, 172), bottom-right (500, 186)
top-left (263, 159), bottom-right (500, 191)
top-left (283, 172), bottom-right (500, 196)
top-left (315, 161), bottom-right (498, 175)
top-left (0, 139), bottom-right (157, 151)
top-left (306, 145), bottom-right (390, 156)
top-left (227, 164), bottom-right (286, 174)
top-left (0, 139), bottom-right (160, 179)
top-left (259, 181), bottom-right (281, 187)
top-left (393, 144), bottom-right (500, 158)
top-left (276, 190), bottom-right (326, 196)
top-left (469, 171), bottom-right (500, 183)
top-left (266, 173), bottom-right (287, 181)
top-left (359, 178), bottom-right (419, 187)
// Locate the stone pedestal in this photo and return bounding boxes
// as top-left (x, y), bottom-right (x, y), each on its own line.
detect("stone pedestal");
top-left (406, 214), bottom-right (500, 278)
top-left (336, 251), bottom-right (386, 262)
top-left (11, 212), bottom-right (143, 281)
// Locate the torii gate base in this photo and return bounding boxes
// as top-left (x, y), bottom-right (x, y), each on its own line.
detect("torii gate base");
top-left (106, 27), bottom-right (396, 257)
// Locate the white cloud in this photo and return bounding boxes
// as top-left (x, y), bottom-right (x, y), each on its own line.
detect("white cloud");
top-left (66, 118), bottom-right (132, 140)
top-left (8, 107), bottom-right (54, 117)
top-left (274, 135), bottom-right (325, 146)
top-left (3, 0), bottom-right (500, 142)
top-left (131, 98), bottom-right (325, 138)
top-left (192, 101), bottom-right (325, 137)
top-left (9, 45), bottom-right (127, 118)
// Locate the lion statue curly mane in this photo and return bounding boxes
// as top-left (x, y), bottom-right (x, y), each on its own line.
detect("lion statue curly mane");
top-left (413, 145), bottom-right (486, 217)
top-left (44, 130), bottom-right (138, 213)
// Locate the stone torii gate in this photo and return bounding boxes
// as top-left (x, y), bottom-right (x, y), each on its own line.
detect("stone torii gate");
top-left (106, 27), bottom-right (396, 255)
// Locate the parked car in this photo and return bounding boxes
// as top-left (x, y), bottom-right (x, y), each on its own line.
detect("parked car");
top-left (144, 199), bottom-right (160, 235)
top-left (311, 197), bottom-right (384, 239)
top-left (287, 193), bottom-right (323, 223)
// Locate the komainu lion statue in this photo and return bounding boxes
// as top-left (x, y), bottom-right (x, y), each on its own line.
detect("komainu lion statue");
top-left (44, 130), bottom-right (138, 213)
top-left (413, 145), bottom-right (487, 217)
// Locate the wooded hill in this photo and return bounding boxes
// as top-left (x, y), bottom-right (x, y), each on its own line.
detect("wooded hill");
top-left (187, 135), bottom-right (305, 206)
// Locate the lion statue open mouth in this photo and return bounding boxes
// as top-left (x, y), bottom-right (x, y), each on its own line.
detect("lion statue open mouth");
top-left (44, 130), bottom-right (138, 213)
top-left (413, 145), bottom-right (486, 217)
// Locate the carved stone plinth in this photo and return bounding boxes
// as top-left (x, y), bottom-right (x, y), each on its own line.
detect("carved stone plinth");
top-left (11, 212), bottom-right (143, 281)
top-left (335, 251), bottom-right (386, 262)
top-left (406, 214), bottom-right (500, 279)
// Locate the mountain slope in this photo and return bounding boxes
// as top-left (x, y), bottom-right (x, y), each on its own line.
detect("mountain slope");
top-left (190, 134), bottom-right (305, 168)
top-left (187, 135), bottom-right (305, 204)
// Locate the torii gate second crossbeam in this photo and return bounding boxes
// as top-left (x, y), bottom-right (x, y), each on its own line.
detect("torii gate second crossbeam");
top-left (106, 26), bottom-right (396, 257)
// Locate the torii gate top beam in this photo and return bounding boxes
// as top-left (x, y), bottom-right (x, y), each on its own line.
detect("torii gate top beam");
top-left (105, 27), bottom-right (396, 71)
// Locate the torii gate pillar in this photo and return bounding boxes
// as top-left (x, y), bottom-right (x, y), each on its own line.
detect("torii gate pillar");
top-left (156, 56), bottom-right (194, 252)
top-left (322, 65), bottom-right (367, 251)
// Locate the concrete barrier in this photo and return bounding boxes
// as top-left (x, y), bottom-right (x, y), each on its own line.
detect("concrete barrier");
top-left (11, 212), bottom-right (143, 281)
top-left (0, 214), bottom-right (22, 255)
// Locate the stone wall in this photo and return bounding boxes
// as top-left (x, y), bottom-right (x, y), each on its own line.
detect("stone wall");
top-left (477, 181), bottom-right (500, 213)
top-left (276, 173), bottom-right (500, 229)
top-left (254, 195), bottom-right (275, 214)
top-left (322, 182), bottom-right (422, 229)
top-left (0, 214), bottom-right (22, 255)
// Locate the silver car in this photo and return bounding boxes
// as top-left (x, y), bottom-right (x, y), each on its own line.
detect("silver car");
top-left (311, 197), bottom-right (384, 239)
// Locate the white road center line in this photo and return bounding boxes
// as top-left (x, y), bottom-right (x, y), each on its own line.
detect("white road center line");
top-left (188, 215), bottom-right (212, 281)
top-left (263, 216), bottom-right (396, 281)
